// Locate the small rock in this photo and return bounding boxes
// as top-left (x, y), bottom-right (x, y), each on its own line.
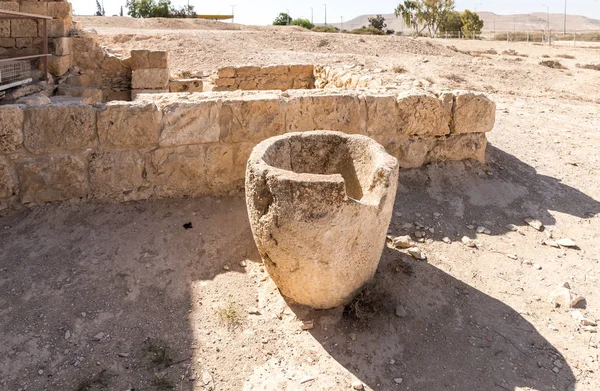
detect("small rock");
top-left (407, 247), bottom-right (426, 260)
top-left (392, 235), bottom-right (414, 249)
top-left (414, 231), bottom-right (425, 238)
top-left (300, 320), bottom-right (314, 330)
top-left (247, 306), bottom-right (260, 315)
top-left (543, 239), bottom-right (560, 248)
top-left (552, 367), bottom-right (560, 374)
top-left (442, 237), bottom-right (452, 244)
top-left (582, 326), bottom-right (597, 333)
top-left (428, 227), bottom-right (434, 233)
top-left (433, 212), bottom-right (441, 217)
top-left (118, 352), bottom-right (130, 358)
top-left (461, 236), bottom-right (476, 248)
top-left (38, 369), bottom-right (44, 375)
top-left (352, 380), bottom-right (364, 390)
top-left (556, 238), bottom-right (577, 248)
top-left (525, 218), bottom-right (544, 231)
top-left (548, 324), bottom-right (558, 331)
top-left (476, 226), bottom-right (486, 233)
top-left (300, 376), bottom-right (314, 384)
top-left (395, 304), bottom-right (407, 318)
top-left (394, 378), bottom-right (403, 384)
top-left (467, 225), bottom-right (475, 230)
top-left (533, 263), bottom-right (542, 270)
top-left (349, 333), bottom-right (357, 341)
top-left (223, 265), bottom-right (230, 270)
top-left (506, 224), bottom-right (519, 231)
top-left (554, 360), bottom-right (563, 368)
top-left (64, 330), bottom-right (71, 340)
top-left (506, 254), bottom-right (518, 260)
top-left (202, 371), bottom-right (214, 387)
top-left (571, 296), bottom-right (586, 308)
top-left (389, 359), bottom-right (396, 365)
top-left (239, 260), bottom-right (247, 267)
top-left (81, 312), bottom-right (87, 318)
top-left (92, 332), bottom-right (105, 341)
top-left (549, 287), bottom-right (573, 308)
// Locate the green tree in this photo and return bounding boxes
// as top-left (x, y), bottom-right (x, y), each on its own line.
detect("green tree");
top-left (95, 0), bottom-right (105, 16)
top-left (273, 12), bottom-right (292, 26)
top-left (126, 0), bottom-right (171, 18)
top-left (439, 10), bottom-right (462, 33)
top-left (291, 18), bottom-right (313, 29)
top-left (460, 10), bottom-right (483, 38)
top-left (368, 14), bottom-right (387, 31)
top-left (394, 0), bottom-right (455, 37)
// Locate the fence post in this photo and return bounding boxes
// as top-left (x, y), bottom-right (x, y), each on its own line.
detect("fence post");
top-left (506, 32), bottom-right (509, 42)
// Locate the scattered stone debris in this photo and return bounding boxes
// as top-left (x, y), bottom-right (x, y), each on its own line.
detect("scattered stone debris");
top-left (533, 263), bottom-right (542, 270)
top-left (92, 332), bottom-right (105, 341)
top-left (394, 377), bottom-right (403, 384)
top-left (549, 285), bottom-right (586, 308)
top-left (467, 225), bottom-right (475, 230)
top-left (524, 218), bottom-right (544, 231)
top-left (407, 247), bottom-right (426, 260)
top-left (570, 311), bottom-right (597, 327)
top-left (247, 307), bottom-right (260, 315)
top-left (506, 254), bottom-right (518, 260)
top-left (392, 235), bottom-right (414, 249)
top-left (506, 223), bottom-right (519, 231)
top-left (352, 380), bottom-right (364, 390)
top-left (395, 304), bottom-right (407, 318)
top-left (64, 330), bottom-right (71, 340)
top-left (414, 231), bottom-right (425, 238)
top-left (461, 236), bottom-right (476, 248)
top-left (300, 376), bottom-right (315, 384)
top-left (442, 237), bottom-right (452, 244)
top-left (476, 226), bottom-right (491, 234)
top-left (556, 238), bottom-right (578, 248)
top-left (543, 239), bottom-right (560, 248)
top-left (300, 320), bottom-right (314, 330)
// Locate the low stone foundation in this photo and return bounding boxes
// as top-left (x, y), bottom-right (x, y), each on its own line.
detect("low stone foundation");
top-left (0, 89), bottom-right (495, 210)
top-left (214, 65), bottom-right (315, 91)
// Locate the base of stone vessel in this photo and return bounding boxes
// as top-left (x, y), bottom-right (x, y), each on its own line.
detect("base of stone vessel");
top-left (245, 130), bottom-right (399, 309)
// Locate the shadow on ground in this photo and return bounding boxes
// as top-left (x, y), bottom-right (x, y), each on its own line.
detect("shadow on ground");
top-left (391, 143), bottom-right (600, 241)
top-left (302, 245), bottom-right (576, 390)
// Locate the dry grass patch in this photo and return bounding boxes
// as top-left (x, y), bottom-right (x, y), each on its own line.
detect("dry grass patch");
top-left (216, 301), bottom-right (243, 330)
top-left (540, 60), bottom-right (567, 70)
top-left (502, 49), bottom-right (528, 57)
top-left (441, 73), bottom-right (466, 83)
top-left (577, 63), bottom-right (600, 71)
top-left (557, 54), bottom-right (576, 59)
top-left (392, 65), bottom-right (407, 74)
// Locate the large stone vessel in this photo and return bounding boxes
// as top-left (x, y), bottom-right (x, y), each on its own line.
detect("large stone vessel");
top-left (245, 131), bottom-right (399, 309)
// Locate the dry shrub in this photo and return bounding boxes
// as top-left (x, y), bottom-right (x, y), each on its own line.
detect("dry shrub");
top-left (502, 49), bottom-right (528, 57)
top-left (557, 54), bottom-right (575, 59)
top-left (540, 60), bottom-right (567, 70)
top-left (441, 73), bottom-right (466, 83)
top-left (344, 284), bottom-right (385, 322)
top-left (541, 54), bottom-right (550, 58)
top-left (577, 63), bottom-right (600, 71)
top-left (392, 65), bottom-right (407, 74)
top-left (317, 38), bottom-right (329, 47)
top-left (216, 302), bottom-right (243, 330)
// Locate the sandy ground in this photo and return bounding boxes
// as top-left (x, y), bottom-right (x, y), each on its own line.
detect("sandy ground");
top-left (1, 17), bottom-right (600, 391)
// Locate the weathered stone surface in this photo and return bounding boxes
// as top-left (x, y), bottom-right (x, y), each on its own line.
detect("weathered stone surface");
top-left (47, 54), bottom-right (72, 76)
top-left (72, 36), bottom-right (97, 53)
top-left (374, 135), bottom-right (432, 168)
top-left (89, 151), bottom-right (144, 198)
top-left (217, 66), bottom-right (235, 78)
top-left (148, 51), bottom-right (168, 68)
top-left (452, 91), bottom-right (496, 134)
top-left (66, 71), bottom-right (102, 88)
top-left (72, 50), bottom-right (104, 69)
top-left (219, 94), bottom-right (284, 143)
top-left (46, 18), bottom-right (71, 38)
top-left (204, 144), bottom-right (236, 194)
top-left (146, 145), bottom-right (206, 197)
top-left (16, 93), bottom-right (51, 106)
top-left (19, 2), bottom-right (47, 15)
top-left (132, 68), bottom-right (170, 89)
top-left (97, 101), bottom-right (162, 148)
top-left (23, 104), bottom-right (97, 154)
top-left (426, 133), bottom-right (487, 163)
top-left (10, 19), bottom-right (37, 38)
top-left (159, 100), bottom-right (221, 146)
top-left (16, 154), bottom-right (88, 204)
top-left (130, 49), bottom-right (149, 70)
top-left (285, 94), bottom-right (366, 134)
top-left (50, 36), bottom-right (71, 55)
top-left (0, 2), bottom-right (18, 38)
top-left (0, 104), bottom-right (24, 153)
top-left (169, 79), bottom-right (203, 93)
top-left (0, 156), bottom-right (16, 199)
top-left (47, 2), bottom-right (72, 19)
top-left (246, 131), bottom-right (399, 309)
top-left (0, 37), bottom-right (15, 47)
top-left (289, 64), bottom-right (314, 77)
top-left (395, 90), bottom-right (451, 136)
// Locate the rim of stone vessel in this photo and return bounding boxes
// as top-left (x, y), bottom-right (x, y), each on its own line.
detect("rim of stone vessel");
top-left (248, 130), bottom-right (397, 208)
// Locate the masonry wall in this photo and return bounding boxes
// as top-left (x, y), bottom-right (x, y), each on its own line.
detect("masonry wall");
top-left (214, 65), bottom-right (315, 91)
top-left (0, 89), bottom-right (495, 210)
top-left (0, 0), bottom-right (73, 76)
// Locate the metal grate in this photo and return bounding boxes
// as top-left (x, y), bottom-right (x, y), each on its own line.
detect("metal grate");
top-left (0, 60), bottom-right (32, 91)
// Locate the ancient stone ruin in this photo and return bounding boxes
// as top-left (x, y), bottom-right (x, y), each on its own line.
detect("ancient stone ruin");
top-left (246, 131), bottom-right (399, 308)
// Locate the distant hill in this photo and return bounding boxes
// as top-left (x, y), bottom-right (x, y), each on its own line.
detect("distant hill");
top-left (333, 12), bottom-right (600, 32)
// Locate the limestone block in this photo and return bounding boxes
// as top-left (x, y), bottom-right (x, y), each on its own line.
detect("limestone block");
top-left (130, 50), bottom-right (150, 70)
top-left (72, 36), bottom-right (97, 53)
top-left (395, 90), bottom-right (452, 136)
top-left (285, 94), bottom-right (366, 134)
top-left (261, 65), bottom-right (289, 76)
top-left (19, 2), bottom-right (47, 15)
top-left (45, 18), bottom-right (72, 38)
top-left (104, 90), bottom-right (131, 102)
top-left (47, 54), bottom-right (72, 76)
top-left (47, 2), bottom-right (72, 19)
top-left (204, 144), bottom-right (236, 194)
top-left (11, 19), bottom-right (38, 38)
top-left (292, 78), bottom-right (314, 89)
top-left (0, 21), bottom-right (9, 38)
top-left (72, 50), bottom-right (104, 69)
top-left (66, 71), bottom-right (102, 87)
top-left (89, 151), bottom-right (145, 198)
top-left (0, 104), bottom-right (24, 153)
top-left (101, 54), bottom-right (127, 71)
top-left (452, 91), bottom-right (496, 134)
top-left (145, 145), bottom-right (207, 198)
top-left (159, 100), bottom-right (221, 146)
top-left (148, 51), bottom-right (168, 68)
top-left (0, 2), bottom-right (18, 38)
top-left (259, 77), bottom-right (292, 91)
top-left (214, 78), bottom-right (236, 87)
top-left (246, 131), bottom-right (399, 309)
top-left (169, 79), bottom-right (203, 93)
top-left (23, 104), bottom-right (97, 154)
top-left (366, 95), bottom-right (399, 135)
top-left (16, 154), bottom-right (88, 204)
top-left (236, 66), bottom-right (261, 77)
top-left (132, 68), bottom-right (170, 89)
top-left (289, 64), bottom-right (314, 77)
top-left (0, 2), bottom-right (18, 12)
top-left (0, 37), bottom-right (15, 47)
top-left (219, 94), bottom-right (285, 143)
top-left (426, 133), bottom-right (487, 163)
top-left (51, 37), bottom-right (71, 56)
top-left (57, 86), bottom-right (102, 104)
top-left (0, 156), bottom-right (16, 198)
top-left (16, 93), bottom-right (51, 106)
top-left (217, 66), bottom-right (236, 78)
top-left (97, 101), bottom-right (162, 148)
top-left (238, 79), bottom-right (258, 90)
top-left (131, 89), bottom-right (169, 100)
top-left (15, 37), bottom-right (32, 48)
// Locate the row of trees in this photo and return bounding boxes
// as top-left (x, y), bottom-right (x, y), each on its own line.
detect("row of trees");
top-left (123, 0), bottom-right (196, 18)
top-left (272, 13), bottom-right (314, 29)
top-left (395, 0), bottom-right (483, 37)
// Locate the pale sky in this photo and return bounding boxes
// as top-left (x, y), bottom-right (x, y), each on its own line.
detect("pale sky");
top-left (72, 0), bottom-right (600, 26)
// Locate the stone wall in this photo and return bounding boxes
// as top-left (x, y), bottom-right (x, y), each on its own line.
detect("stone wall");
top-left (0, 89), bottom-right (495, 210)
top-left (214, 65), bottom-right (315, 91)
top-left (0, 0), bottom-right (73, 77)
